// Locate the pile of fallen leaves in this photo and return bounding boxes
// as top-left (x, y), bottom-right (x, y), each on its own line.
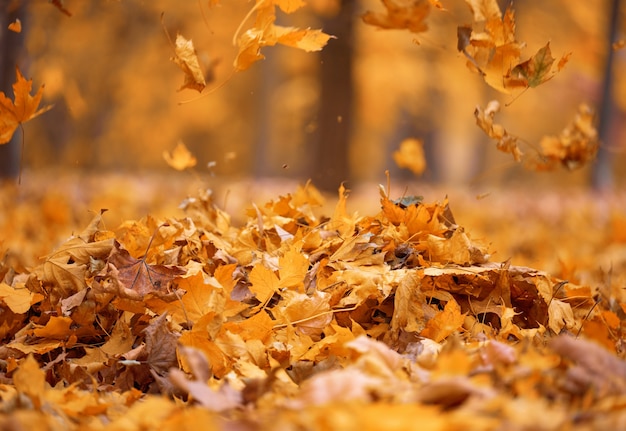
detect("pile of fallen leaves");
top-left (1, 181), bottom-right (625, 430)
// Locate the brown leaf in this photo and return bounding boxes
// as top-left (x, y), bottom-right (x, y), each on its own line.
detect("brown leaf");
top-left (550, 336), bottom-right (626, 396)
top-left (142, 313), bottom-right (179, 375)
top-left (107, 241), bottom-right (186, 300)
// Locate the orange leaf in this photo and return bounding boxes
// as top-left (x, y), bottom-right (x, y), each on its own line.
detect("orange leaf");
top-left (0, 67), bottom-right (52, 144)
top-left (363, 0), bottom-right (431, 33)
top-left (8, 19), bottom-right (21, 33)
top-left (420, 299), bottom-right (465, 342)
top-left (13, 355), bottom-right (46, 409)
top-left (392, 138), bottom-right (426, 176)
top-left (163, 140), bottom-right (197, 171)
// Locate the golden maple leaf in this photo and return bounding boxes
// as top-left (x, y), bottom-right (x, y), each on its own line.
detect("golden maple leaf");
top-left (458, 0), bottom-right (569, 94)
top-left (0, 67), bottom-right (52, 145)
top-left (171, 34), bottom-right (207, 92)
top-left (233, 0), bottom-right (333, 71)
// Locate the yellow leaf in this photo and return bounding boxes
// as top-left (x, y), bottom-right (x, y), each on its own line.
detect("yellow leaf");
top-left (249, 263), bottom-right (280, 307)
top-left (279, 245), bottom-right (309, 291)
top-left (171, 34), bottom-right (206, 92)
top-left (393, 138), bottom-right (426, 176)
top-left (163, 140), bottom-right (197, 171)
top-left (13, 355), bottom-right (46, 408)
top-left (33, 316), bottom-right (73, 339)
top-left (275, 26), bottom-right (334, 52)
top-left (420, 299), bottom-right (465, 342)
top-left (0, 282), bottom-right (43, 314)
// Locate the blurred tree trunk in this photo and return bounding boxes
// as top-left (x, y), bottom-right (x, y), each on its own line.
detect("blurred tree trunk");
top-left (591, 0), bottom-right (620, 191)
top-left (309, 0), bottom-right (355, 192)
top-left (0, 3), bottom-right (27, 180)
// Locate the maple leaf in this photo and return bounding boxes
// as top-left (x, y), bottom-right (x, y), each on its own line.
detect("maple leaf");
top-left (505, 42), bottom-right (558, 89)
top-left (141, 313), bottom-right (179, 375)
top-left (163, 140), bottom-right (197, 171)
top-left (0, 66), bottom-right (52, 145)
top-left (363, 0), bottom-right (431, 33)
top-left (248, 263), bottom-right (280, 307)
top-left (8, 19), bottom-right (22, 33)
top-left (535, 104), bottom-right (598, 170)
top-left (171, 34), bottom-right (207, 93)
top-left (392, 138), bottom-right (426, 176)
top-left (233, 0), bottom-right (333, 71)
top-left (420, 299), bottom-right (465, 342)
top-left (107, 241), bottom-right (186, 301)
top-left (459, 1), bottom-right (568, 94)
top-left (474, 100), bottom-right (522, 161)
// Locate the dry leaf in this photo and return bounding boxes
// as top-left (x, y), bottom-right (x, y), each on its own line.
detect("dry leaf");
top-left (362, 0), bottom-right (431, 33)
top-left (234, 0), bottom-right (333, 71)
top-left (393, 138), bottom-right (426, 176)
top-left (0, 67), bottom-right (52, 145)
top-left (171, 34), bottom-right (207, 92)
top-left (163, 140), bottom-right (197, 171)
top-left (459, 1), bottom-right (569, 93)
top-left (8, 19), bottom-right (21, 33)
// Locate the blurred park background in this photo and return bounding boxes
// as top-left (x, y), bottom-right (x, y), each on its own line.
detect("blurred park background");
top-left (0, 0), bottom-right (624, 191)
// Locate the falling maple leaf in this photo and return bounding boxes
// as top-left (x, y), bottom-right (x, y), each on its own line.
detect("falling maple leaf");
top-left (534, 103), bottom-right (598, 170)
top-left (458, 0), bottom-right (569, 94)
top-left (8, 19), bottom-right (21, 33)
top-left (171, 34), bottom-right (207, 92)
top-left (233, 0), bottom-right (333, 71)
top-left (505, 43), bottom-right (568, 90)
top-left (163, 140), bottom-right (197, 171)
top-left (362, 0), bottom-right (431, 34)
top-left (393, 138), bottom-right (426, 176)
top-left (0, 66), bottom-right (52, 145)
top-left (474, 100), bottom-right (523, 161)
top-left (475, 100), bottom-right (598, 170)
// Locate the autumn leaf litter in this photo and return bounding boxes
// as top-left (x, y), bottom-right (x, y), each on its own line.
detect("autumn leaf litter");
top-left (0, 179), bottom-right (625, 430)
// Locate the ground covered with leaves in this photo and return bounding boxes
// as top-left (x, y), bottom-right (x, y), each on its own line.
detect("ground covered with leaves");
top-left (1, 175), bottom-right (626, 430)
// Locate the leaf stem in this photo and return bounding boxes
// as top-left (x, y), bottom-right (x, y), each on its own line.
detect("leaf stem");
top-left (232, 0), bottom-right (266, 46)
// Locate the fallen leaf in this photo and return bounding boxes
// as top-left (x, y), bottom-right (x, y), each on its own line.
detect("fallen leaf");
top-left (107, 241), bottom-right (186, 300)
top-left (420, 299), bottom-right (465, 342)
top-left (13, 355), bottom-right (46, 409)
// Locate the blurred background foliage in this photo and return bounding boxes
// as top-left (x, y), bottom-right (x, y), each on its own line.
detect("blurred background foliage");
top-left (0, 0), bottom-right (624, 190)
